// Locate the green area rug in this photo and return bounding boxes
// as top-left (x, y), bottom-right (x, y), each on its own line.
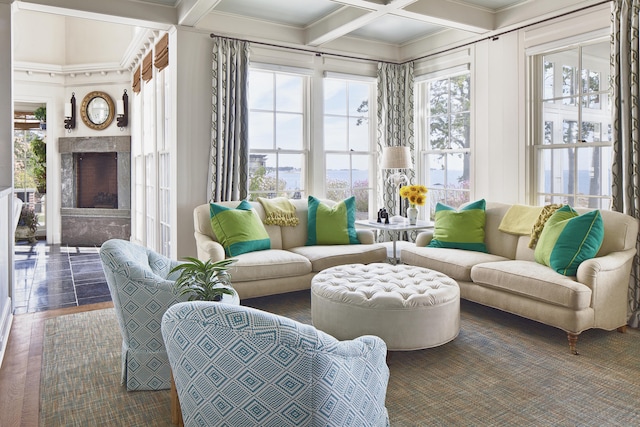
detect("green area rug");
top-left (41, 291), bottom-right (640, 426)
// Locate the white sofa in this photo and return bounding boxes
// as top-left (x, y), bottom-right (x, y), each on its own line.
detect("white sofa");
top-left (401, 202), bottom-right (639, 354)
top-left (194, 199), bottom-right (388, 299)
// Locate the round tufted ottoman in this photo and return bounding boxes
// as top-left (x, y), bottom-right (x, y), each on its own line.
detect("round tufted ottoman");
top-left (311, 263), bottom-right (460, 351)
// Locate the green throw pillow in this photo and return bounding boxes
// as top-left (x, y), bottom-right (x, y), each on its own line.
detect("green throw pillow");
top-left (428, 199), bottom-right (487, 252)
top-left (534, 205), bottom-right (604, 276)
top-left (306, 196), bottom-right (360, 245)
top-left (209, 200), bottom-right (271, 257)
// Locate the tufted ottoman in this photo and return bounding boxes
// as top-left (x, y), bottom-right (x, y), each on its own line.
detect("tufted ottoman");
top-left (311, 263), bottom-right (460, 351)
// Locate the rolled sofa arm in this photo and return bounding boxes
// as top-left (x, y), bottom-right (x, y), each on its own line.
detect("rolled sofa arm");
top-left (356, 229), bottom-right (376, 244)
top-left (414, 230), bottom-right (435, 247)
top-left (194, 232), bottom-right (226, 262)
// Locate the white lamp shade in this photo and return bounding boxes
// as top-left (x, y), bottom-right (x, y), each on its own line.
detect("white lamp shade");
top-left (381, 146), bottom-right (413, 169)
top-left (116, 100), bottom-right (124, 116)
top-left (64, 102), bottom-right (72, 118)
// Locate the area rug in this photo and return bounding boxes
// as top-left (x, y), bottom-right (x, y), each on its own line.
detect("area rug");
top-left (40, 291), bottom-right (640, 426)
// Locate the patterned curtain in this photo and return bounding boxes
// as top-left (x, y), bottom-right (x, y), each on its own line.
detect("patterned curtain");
top-left (611, 0), bottom-right (640, 327)
top-left (208, 37), bottom-right (250, 202)
top-left (376, 62), bottom-right (415, 222)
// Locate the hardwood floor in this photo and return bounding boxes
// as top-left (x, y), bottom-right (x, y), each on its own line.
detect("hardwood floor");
top-left (0, 301), bottom-right (113, 427)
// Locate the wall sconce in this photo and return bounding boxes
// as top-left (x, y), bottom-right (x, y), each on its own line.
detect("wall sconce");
top-left (64, 93), bottom-right (76, 132)
top-left (116, 89), bottom-right (128, 130)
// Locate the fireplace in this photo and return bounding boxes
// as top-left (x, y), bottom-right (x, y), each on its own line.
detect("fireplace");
top-left (76, 152), bottom-right (119, 208)
top-left (59, 136), bottom-right (131, 245)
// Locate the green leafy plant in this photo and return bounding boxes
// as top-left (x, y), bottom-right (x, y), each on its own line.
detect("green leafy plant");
top-left (18, 205), bottom-right (39, 233)
top-left (170, 257), bottom-right (237, 301)
top-left (29, 136), bottom-right (46, 194)
top-left (34, 106), bottom-right (46, 122)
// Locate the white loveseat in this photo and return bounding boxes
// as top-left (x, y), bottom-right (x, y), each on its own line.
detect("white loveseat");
top-left (194, 199), bottom-right (387, 299)
top-left (401, 202), bottom-right (639, 354)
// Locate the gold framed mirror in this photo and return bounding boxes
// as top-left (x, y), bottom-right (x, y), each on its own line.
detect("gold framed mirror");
top-left (80, 91), bottom-right (115, 130)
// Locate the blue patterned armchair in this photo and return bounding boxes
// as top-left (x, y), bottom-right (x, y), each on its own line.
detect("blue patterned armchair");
top-left (100, 239), bottom-right (188, 391)
top-left (162, 301), bottom-right (390, 426)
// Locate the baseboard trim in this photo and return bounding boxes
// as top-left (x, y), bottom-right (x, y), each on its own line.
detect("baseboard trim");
top-left (0, 297), bottom-right (13, 369)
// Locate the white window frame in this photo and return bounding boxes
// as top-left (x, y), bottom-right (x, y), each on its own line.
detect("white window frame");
top-left (247, 66), bottom-right (310, 200)
top-left (322, 73), bottom-right (377, 218)
top-left (529, 37), bottom-right (612, 209)
top-left (416, 66), bottom-right (472, 217)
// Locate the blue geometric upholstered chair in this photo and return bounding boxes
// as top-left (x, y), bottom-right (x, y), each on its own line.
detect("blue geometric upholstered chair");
top-left (100, 238), bottom-right (188, 391)
top-left (162, 301), bottom-right (390, 427)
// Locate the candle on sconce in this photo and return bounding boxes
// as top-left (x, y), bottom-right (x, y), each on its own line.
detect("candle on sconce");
top-left (64, 102), bottom-right (72, 118)
top-left (116, 100), bottom-right (124, 116)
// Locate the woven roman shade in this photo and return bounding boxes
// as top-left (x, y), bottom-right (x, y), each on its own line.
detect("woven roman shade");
top-left (141, 52), bottom-right (153, 82)
top-left (132, 66), bottom-right (141, 93)
top-left (154, 33), bottom-right (169, 72)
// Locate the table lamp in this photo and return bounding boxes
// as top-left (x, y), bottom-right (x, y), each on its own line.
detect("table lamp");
top-left (381, 146), bottom-right (413, 223)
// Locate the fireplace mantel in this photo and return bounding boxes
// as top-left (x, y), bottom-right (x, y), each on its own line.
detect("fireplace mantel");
top-left (58, 136), bottom-right (131, 245)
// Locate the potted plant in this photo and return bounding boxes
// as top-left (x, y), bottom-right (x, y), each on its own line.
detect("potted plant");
top-left (30, 136), bottom-right (46, 194)
top-left (170, 257), bottom-right (237, 301)
top-left (16, 204), bottom-right (39, 243)
top-left (34, 106), bottom-right (46, 130)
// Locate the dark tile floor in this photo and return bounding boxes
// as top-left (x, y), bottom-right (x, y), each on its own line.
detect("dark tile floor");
top-left (13, 240), bottom-right (111, 314)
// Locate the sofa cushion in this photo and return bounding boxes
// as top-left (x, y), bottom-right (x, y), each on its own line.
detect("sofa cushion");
top-left (534, 205), bottom-right (604, 276)
top-left (290, 244), bottom-right (387, 272)
top-left (428, 199), bottom-right (487, 252)
top-left (400, 246), bottom-right (509, 282)
top-left (210, 201), bottom-right (271, 257)
top-left (470, 260), bottom-right (592, 310)
top-left (227, 249), bottom-right (312, 282)
top-left (306, 196), bottom-right (360, 245)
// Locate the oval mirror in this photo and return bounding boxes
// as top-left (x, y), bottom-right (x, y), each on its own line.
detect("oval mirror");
top-left (81, 91), bottom-right (115, 130)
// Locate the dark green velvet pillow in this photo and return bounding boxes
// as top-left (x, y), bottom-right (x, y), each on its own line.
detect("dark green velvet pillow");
top-left (428, 199), bottom-right (487, 252)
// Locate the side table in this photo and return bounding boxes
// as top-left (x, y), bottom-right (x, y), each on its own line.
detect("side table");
top-left (355, 219), bottom-right (433, 262)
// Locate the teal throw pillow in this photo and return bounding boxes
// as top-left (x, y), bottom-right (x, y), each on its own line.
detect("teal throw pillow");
top-left (534, 205), bottom-right (604, 276)
top-left (209, 200), bottom-right (270, 257)
top-left (428, 199), bottom-right (487, 252)
top-left (306, 196), bottom-right (360, 245)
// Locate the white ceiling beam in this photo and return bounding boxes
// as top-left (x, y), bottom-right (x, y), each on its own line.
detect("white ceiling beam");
top-left (306, 0), bottom-right (417, 46)
top-left (398, 0), bottom-right (495, 34)
top-left (177, 0), bottom-right (223, 27)
top-left (14, 0), bottom-right (176, 29)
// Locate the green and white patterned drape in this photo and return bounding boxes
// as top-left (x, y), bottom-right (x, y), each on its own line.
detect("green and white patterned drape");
top-left (376, 62), bottom-right (415, 222)
top-left (208, 37), bottom-right (250, 202)
top-left (611, 0), bottom-right (640, 327)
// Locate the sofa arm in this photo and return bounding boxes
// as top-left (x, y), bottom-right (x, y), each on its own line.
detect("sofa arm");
top-left (414, 230), bottom-right (435, 247)
top-left (577, 248), bottom-right (636, 328)
top-left (357, 229), bottom-right (376, 244)
top-left (577, 248), bottom-right (637, 285)
top-left (194, 232), bottom-right (226, 262)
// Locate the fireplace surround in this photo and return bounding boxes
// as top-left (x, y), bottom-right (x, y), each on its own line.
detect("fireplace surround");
top-left (59, 136), bottom-right (131, 245)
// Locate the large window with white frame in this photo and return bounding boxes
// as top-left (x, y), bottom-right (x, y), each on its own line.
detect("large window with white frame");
top-left (533, 39), bottom-right (612, 209)
top-left (323, 75), bottom-right (375, 219)
top-left (417, 69), bottom-right (471, 217)
top-left (247, 68), bottom-right (308, 200)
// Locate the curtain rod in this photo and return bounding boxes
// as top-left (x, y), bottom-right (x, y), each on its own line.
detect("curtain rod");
top-left (210, 0), bottom-right (611, 66)
top-left (209, 33), bottom-right (383, 64)
top-left (407, 0), bottom-right (611, 64)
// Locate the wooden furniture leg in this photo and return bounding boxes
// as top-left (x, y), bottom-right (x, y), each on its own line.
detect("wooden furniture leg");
top-left (171, 372), bottom-right (184, 427)
top-left (617, 325), bottom-right (627, 333)
top-left (567, 333), bottom-right (579, 355)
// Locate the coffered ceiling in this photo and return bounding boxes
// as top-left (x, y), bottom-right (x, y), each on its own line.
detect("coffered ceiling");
top-left (12, 0), bottom-right (608, 73)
